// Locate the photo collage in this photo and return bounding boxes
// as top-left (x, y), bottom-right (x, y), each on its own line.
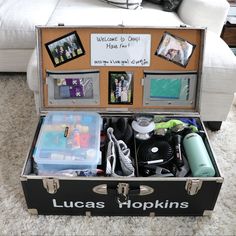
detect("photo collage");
top-left (44, 30), bottom-right (196, 106)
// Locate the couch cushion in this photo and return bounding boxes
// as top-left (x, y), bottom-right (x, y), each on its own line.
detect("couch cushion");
top-left (200, 31), bottom-right (236, 121)
top-left (0, 0), bottom-right (59, 49)
top-left (177, 0), bottom-right (229, 36)
top-left (202, 30), bottom-right (236, 94)
top-left (47, 0), bottom-right (184, 27)
top-left (124, 1), bottom-right (184, 25)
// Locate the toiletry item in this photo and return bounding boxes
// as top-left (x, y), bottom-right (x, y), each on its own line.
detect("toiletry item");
top-left (183, 133), bottom-right (215, 177)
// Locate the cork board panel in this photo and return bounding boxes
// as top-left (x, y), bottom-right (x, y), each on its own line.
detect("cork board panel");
top-left (39, 27), bottom-right (203, 111)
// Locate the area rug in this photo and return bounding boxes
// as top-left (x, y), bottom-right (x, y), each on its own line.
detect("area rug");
top-left (0, 74), bottom-right (235, 235)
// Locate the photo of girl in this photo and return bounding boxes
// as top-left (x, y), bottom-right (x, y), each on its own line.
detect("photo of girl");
top-left (155, 32), bottom-right (196, 67)
top-left (45, 31), bottom-right (85, 67)
top-left (109, 71), bottom-right (133, 104)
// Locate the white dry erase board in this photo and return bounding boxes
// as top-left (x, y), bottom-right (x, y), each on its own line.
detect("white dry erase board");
top-left (91, 34), bottom-right (151, 66)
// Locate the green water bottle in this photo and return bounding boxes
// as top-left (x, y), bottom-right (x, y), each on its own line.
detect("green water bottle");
top-left (183, 132), bottom-right (215, 177)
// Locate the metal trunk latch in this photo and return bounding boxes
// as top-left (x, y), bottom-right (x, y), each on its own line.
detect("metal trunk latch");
top-left (93, 184), bottom-right (153, 197)
top-left (117, 183), bottom-right (129, 204)
top-left (43, 178), bottom-right (60, 194)
top-left (185, 179), bottom-right (202, 195)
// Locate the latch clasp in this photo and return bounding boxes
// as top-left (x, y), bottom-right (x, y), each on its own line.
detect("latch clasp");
top-left (185, 179), bottom-right (202, 195)
top-left (117, 183), bottom-right (129, 204)
top-left (43, 178), bottom-right (60, 194)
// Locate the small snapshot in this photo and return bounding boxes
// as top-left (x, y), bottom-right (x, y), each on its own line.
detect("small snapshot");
top-left (45, 31), bottom-right (85, 67)
top-left (155, 32), bottom-right (195, 67)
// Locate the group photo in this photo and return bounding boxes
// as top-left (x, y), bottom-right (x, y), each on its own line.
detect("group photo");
top-left (45, 31), bottom-right (85, 67)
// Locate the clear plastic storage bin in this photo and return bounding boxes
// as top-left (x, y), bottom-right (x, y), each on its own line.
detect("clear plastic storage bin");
top-left (33, 111), bottom-right (101, 171)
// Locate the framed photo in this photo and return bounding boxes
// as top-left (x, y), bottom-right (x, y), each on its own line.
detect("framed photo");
top-left (108, 71), bottom-right (133, 105)
top-left (155, 32), bottom-right (196, 67)
top-left (45, 31), bottom-right (85, 67)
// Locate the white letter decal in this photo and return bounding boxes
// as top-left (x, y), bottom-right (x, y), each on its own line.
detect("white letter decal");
top-left (52, 199), bottom-right (63, 208)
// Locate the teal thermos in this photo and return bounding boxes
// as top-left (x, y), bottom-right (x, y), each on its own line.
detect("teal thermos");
top-left (183, 133), bottom-right (215, 177)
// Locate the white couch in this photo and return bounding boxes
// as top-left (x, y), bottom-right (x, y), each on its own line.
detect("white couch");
top-left (1, 0), bottom-right (236, 129)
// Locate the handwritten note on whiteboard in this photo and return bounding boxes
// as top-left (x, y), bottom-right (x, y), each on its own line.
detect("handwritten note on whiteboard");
top-left (91, 34), bottom-right (151, 67)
